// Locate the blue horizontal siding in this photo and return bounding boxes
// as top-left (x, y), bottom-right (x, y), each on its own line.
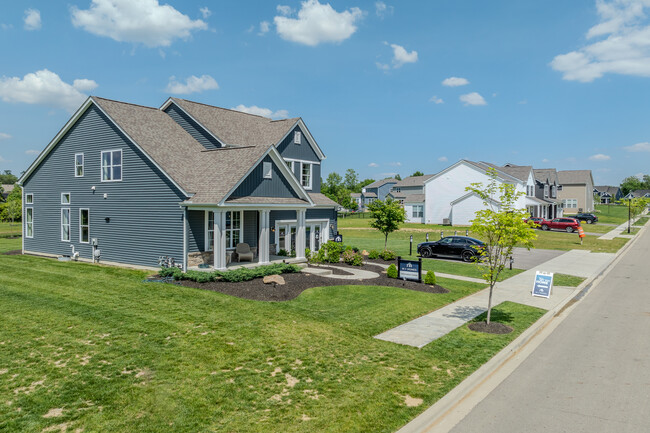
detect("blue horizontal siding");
top-left (187, 210), bottom-right (205, 252)
top-left (164, 103), bottom-right (221, 150)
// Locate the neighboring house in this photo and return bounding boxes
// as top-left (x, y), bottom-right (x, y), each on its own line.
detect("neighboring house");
top-left (1, 184), bottom-right (14, 201)
top-left (423, 160), bottom-right (532, 225)
top-left (557, 170), bottom-right (595, 213)
top-left (18, 96), bottom-right (338, 271)
top-left (531, 168), bottom-right (563, 219)
top-left (594, 186), bottom-right (623, 203)
top-left (387, 174), bottom-right (433, 223)
top-left (350, 192), bottom-right (362, 210)
top-left (359, 178), bottom-right (398, 210)
top-left (624, 189), bottom-right (650, 199)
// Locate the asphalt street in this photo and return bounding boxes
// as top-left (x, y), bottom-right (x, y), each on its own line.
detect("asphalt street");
top-left (449, 227), bottom-right (650, 432)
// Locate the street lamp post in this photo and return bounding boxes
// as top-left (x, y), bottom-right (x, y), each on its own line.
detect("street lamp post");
top-left (628, 198), bottom-right (631, 234)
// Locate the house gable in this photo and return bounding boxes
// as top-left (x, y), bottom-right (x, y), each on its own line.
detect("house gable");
top-left (163, 101), bottom-right (223, 150)
top-left (228, 154), bottom-right (301, 200)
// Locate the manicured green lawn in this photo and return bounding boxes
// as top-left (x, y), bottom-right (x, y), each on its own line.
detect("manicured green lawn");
top-left (0, 222), bottom-right (21, 237)
top-left (593, 204), bottom-right (631, 225)
top-left (530, 230), bottom-right (628, 253)
top-left (554, 273), bottom-right (585, 287)
top-left (0, 253), bottom-right (545, 432)
top-left (0, 237), bottom-right (20, 253)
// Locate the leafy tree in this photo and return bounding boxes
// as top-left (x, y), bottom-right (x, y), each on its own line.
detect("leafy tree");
top-left (344, 168), bottom-right (359, 191)
top-left (358, 178), bottom-right (375, 191)
top-left (465, 169), bottom-right (537, 325)
top-left (620, 175), bottom-right (648, 195)
top-left (411, 171), bottom-right (424, 177)
top-left (394, 174), bottom-right (402, 181)
top-left (368, 198), bottom-right (406, 248)
top-left (0, 184), bottom-right (22, 224)
top-left (322, 172), bottom-right (343, 196)
top-left (0, 170), bottom-right (18, 185)
top-left (0, 185), bottom-right (4, 203)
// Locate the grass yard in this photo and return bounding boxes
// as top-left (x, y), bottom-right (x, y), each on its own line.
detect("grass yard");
top-left (0, 237), bottom-right (20, 253)
top-left (0, 222), bottom-right (21, 238)
top-left (592, 204), bottom-right (632, 225)
top-left (0, 252), bottom-right (546, 432)
top-left (553, 273), bottom-right (586, 287)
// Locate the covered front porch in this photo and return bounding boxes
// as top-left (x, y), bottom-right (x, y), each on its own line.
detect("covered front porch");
top-left (525, 197), bottom-right (562, 220)
top-left (183, 206), bottom-right (334, 271)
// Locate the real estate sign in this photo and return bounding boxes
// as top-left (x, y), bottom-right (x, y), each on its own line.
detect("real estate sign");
top-left (532, 271), bottom-right (553, 298)
top-left (398, 257), bottom-right (422, 282)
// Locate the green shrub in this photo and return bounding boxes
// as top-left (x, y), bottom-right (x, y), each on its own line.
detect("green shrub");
top-left (368, 250), bottom-right (380, 260)
top-left (379, 249), bottom-right (396, 261)
top-left (351, 252), bottom-right (364, 266)
top-left (343, 249), bottom-right (364, 266)
top-left (277, 249), bottom-right (288, 257)
top-left (305, 248), bottom-right (311, 262)
top-left (324, 240), bottom-right (345, 263)
top-left (159, 266), bottom-right (183, 279)
top-left (386, 264), bottom-right (398, 278)
top-left (160, 263), bottom-right (301, 284)
top-left (424, 270), bottom-right (436, 285)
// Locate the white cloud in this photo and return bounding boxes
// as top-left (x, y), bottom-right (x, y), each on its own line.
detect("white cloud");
top-left (542, 158), bottom-right (550, 163)
top-left (1, 24), bottom-right (13, 31)
top-left (438, 156), bottom-right (448, 162)
top-left (518, 99), bottom-right (528, 105)
top-left (387, 161), bottom-right (402, 166)
top-left (259, 21), bottom-right (270, 35)
top-left (429, 95), bottom-right (444, 104)
top-left (389, 43), bottom-right (417, 67)
top-left (0, 133), bottom-right (11, 140)
top-left (25, 149), bottom-right (40, 155)
top-left (551, 0), bottom-right (650, 82)
top-left (277, 5), bottom-right (294, 16)
top-left (274, 0), bottom-right (363, 46)
top-left (166, 75), bottom-right (219, 94)
top-left (24, 9), bottom-right (41, 31)
top-left (199, 7), bottom-right (211, 19)
top-left (71, 0), bottom-right (207, 48)
top-left (375, 62), bottom-right (390, 71)
top-left (589, 153), bottom-right (611, 161)
top-left (375, 2), bottom-right (393, 18)
top-left (442, 76), bottom-right (469, 87)
top-left (0, 69), bottom-right (97, 112)
top-left (231, 104), bottom-right (289, 120)
top-left (368, 162), bottom-right (379, 167)
top-left (624, 141), bottom-right (650, 152)
top-left (459, 92), bottom-right (487, 106)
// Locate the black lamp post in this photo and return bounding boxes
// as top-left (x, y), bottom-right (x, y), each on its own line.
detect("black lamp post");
top-left (628, 198), bottom-right (631, 234)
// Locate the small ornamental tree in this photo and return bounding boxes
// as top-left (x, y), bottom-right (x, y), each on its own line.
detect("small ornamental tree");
top-left (368, 198), bottom-right (407, 249)
top-left (466, 168), bottom-right (537, 324)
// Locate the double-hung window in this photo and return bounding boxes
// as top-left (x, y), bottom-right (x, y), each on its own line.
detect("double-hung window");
top-left (79, 209), bottom-right (90, 243)
top-left (101, 149), bottom-right (122, 182)
top-left (294, 131), bottom-right (301, 144)
top-left (413, 205), bottom-right (424, 218)
top-left (225, 211), bottom-right (242, 249)
top-left (25, 208), bottom-right (33, 238)
top-left (25, 193), bottom-right (33, 204)
top-left (75, 153), bottom-right (84, 177)
top-left (301, 162), bottom-right (312, 190)
top-left (61, 193), bottom-right (70, 205)
top-left (61, 208), bottom-right (71, 242)
top-left (207, 212), bottom-right (215, 251)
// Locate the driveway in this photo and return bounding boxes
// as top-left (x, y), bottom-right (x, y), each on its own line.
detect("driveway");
top-left (510, 247), bottom-right (565, 270)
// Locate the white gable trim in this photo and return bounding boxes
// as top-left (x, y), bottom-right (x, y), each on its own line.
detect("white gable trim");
top-left (275, 119), bottom-right (326, 160)
top-left (160, 97), bottom-right (226, 147)
top-left (424, 160), bottom-right (520, 186)
top-left (450, 191), bottom-right (500, 206)
top-left (219, 146), bottom-right (314, 206)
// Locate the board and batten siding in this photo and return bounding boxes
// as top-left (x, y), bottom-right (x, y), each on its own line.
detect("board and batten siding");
top-left (306, 208), bottom-right (337, 238)
top-left (229, 155), bottom-right (300, 199)
top-left (22, 104), bottom-right (187, 268)
top-left (164, 103), bottom-right (222, 150)
top-left (277, 125), bottom-right (322, 192)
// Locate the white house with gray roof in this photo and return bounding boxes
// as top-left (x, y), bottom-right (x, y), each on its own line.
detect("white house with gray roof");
top-left (387, 175), bottom-right (433, 223)
top-left (359, 178), bottom-right (398, 210)
top-left (18, 96), bottom-right (338, 270)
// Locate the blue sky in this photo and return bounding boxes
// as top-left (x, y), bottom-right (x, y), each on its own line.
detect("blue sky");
top-left (1, 0), bottom-right (650, 186)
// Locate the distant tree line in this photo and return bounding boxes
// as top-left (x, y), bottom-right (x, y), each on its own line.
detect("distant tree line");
top-left (620, 174), bottom-right (650, 196)
top-left (0, 170), bottom-right (21, 224)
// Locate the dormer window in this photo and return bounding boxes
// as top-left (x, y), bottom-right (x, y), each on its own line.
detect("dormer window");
top-left (544, 184), bottom-right (549, 198)
top-left (294, 131), bottom-right (301, 144)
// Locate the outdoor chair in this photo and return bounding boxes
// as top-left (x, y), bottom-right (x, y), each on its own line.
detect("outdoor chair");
top-left (235, 243), bottom-right (254, 262)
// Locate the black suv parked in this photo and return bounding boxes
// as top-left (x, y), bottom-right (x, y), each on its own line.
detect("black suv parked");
top-left (575, 213), bottom-right (598, 224)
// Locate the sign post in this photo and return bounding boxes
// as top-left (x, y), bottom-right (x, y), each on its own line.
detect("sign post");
top-left (409, 235), bottom-right (413, 256)
top-left (532, 271), bottom-right (553, 298)
top-left (333, 233), bottom-right (343, 243)
top-left (397, 256), bottom-right (422, 283)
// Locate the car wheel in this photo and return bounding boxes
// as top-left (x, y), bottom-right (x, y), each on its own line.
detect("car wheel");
top-left (542, 225), bottom-right (549, 231)
top-left (461, 251), bottom-right (474, 262)
top-left (421, 248), bottom-right (432, 258)
top-left (566, 227), bottom-right (574, 233)
top-left (587, 220), bottom-right (592, 224)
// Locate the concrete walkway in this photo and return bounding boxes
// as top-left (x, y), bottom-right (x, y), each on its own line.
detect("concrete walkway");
top-left (301, 265), bottom-right (380, 280)
top-left (374, 249), bottom-right (616, 348)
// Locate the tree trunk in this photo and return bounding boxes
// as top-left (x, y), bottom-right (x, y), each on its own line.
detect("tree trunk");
top-left (486, 283), bottom-right (495, 324)
top-left (384, 234), bottom-right (388, 249)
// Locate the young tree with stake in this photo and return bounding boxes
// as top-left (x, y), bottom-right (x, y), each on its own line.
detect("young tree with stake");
top-left (368, 198), bottom-right (406, 249)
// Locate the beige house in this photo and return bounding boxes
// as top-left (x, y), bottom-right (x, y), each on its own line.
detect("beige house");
top-left (557, 170), bottom-right (595, 214)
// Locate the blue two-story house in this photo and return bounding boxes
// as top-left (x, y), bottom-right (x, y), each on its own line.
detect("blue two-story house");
top-left (359, 178), bottom-right (398, 210)
top-left (18, 96), bottom-right (337, 270)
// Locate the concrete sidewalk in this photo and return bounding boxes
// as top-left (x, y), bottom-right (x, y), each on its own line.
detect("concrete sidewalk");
top-left (374, 249), bottom-right (615, 348)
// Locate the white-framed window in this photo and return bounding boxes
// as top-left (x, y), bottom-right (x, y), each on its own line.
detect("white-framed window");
top-left (101, 149), bottom-right (122, 182)
top-left (301, 162), bottom-right (312, 190)
top-left (544, 184), bottom-right (549, 198)
top-left (285, 160), bottom-right (295, 172)
top-left (551, 185), bottom-right (557, 198)
top-left (413, 205), bottom-right (424, 218)
top-left (61, 208), bottom-right (71, 242)
top-left (294, 131), bottom-right (301, 144)
top-left (225, 211), bottom-right (242, 249)
top-left (61, 193), bottom-right (71, 205)
top-left (562, 199), bottom-right (578, 208)
top-left (394, 187), bottom-right (401, 193)
top-left (207, 211), bottom-right (214, 251)
top-left (75, 153), bottom-right (84, 177)
top-left (25, 193), bottom-right (33, 204)
top-left (79, 209), bottom-right (89, 243)
top-left (25, 208), bottom-right (33, 238)
top-left (263, 161), bottom-right (272, 179)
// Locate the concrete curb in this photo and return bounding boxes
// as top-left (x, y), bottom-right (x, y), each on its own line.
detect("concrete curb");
top-left (397, 220), bottom-right (647, 433)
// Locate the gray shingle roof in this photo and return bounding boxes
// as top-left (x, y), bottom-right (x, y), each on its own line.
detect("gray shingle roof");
top-left (365, 178), bottom-right (398, 189)
top-left (534, 168), bottom-right (559, 185)
top-left (628, 189), bottom-right (650, 198)
top-left (498, 165), bottom-right (532, 182)
top-left (308, 193), bottom-right (339, 206)
top-left (393, 174), bottom-right (434, 187)
top-left (558, 170), bottom-right (593, 185)
top-left (595, 186), bottom-right (620, 196)
top-left (403, 194), bottom-right (425, 203)
top-left (170, 98), bottom-right (299, 147)
top-left (363, 192), bottom-right (378, 198)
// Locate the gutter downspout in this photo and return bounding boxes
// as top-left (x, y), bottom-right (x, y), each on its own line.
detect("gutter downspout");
top-left (182, 206), bottom-right (188, 272)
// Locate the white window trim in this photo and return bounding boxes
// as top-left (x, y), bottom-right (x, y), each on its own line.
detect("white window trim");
top-left (101, 149), bottom-right (123, 182)
top-left (205, 210), bottom-right (243, 251)
top-left (283, 157), bottom-right (321, 165)
top-left (263, 161), bottom-right (273, 179)
top-left (274, 218), bottom-right (330, 250)
top-left (61, 208), bottom-right (71, 242)
top-left (25, 193), bottom-right (34, 204)
top-left (61, 192), bottom-right (71, 205)
top-left (25, 207), bottom-right (34, 238)
top-left (294, 131), bottom-right (301, 144)
top-left (205, 211), bottom-right (214, 252)
top-left (75, 153), bottom-right (84, 177)
top-left (413, 205), bottom-right (424, 218)
top-left (300, 162), bottom-right (313, 190)
top-left (544, 184), bottom-right (549, 198)
top-left (225, 210), bottom-right (243, 250)
top-left (79, 208), bottom-right (90, 244)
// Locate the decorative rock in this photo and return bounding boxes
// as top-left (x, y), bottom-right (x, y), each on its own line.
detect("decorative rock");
top-left (362, 250), bottom-right (369, 256)
top-left (263, 274), bottom-right (285, 285)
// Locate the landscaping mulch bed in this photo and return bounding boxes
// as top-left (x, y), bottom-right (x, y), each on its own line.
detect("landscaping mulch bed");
top-left (177, 262), bottom-right (449, 302)
top-left (468, 321), bottom-right (513, 334)
top-left (2, 250), bottom-right (22, 255)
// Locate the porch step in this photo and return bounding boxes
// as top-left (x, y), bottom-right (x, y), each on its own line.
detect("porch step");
top-left (301, 267), bottom-right (333, 276)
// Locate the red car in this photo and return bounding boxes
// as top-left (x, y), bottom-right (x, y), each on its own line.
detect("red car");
top-left (540, 217), bottom-right (581, 233)
top-left (525, 217), bottom-right (546, 228)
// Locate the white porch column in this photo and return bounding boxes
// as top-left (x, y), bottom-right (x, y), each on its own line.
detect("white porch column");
top-left (296, 209), bottom-right (306, 259)
top-left (213, 210), bottom-right (227, 270)
top-left (258, 210), bottom-right (270, 264)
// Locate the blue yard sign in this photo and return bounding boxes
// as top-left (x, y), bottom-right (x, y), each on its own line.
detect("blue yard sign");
top-left (532, 271), bottom-right (554, 298)
top-left (333, 234), bottom-right (343, 243)
top-left (398, 257), bottom-right (422, 282)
